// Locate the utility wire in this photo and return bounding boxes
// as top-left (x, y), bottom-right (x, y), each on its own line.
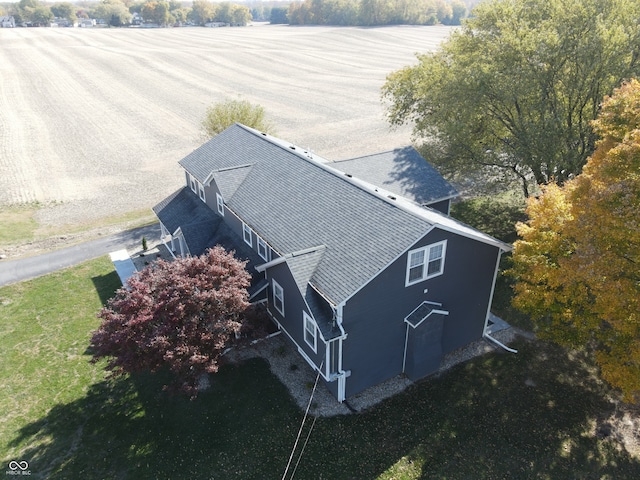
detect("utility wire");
top-left (289, 413), bottom-right (318, 480)
top-left (281, 362), bottom-right (323, 480)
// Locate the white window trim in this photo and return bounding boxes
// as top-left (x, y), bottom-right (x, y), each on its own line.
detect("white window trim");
top-left (198, 182), bottom-right (206, 202)
top-left (303, 312), bottom-right (317, 353)
top-left (405, 240), bottom-right (447, 286)
top-left (272, 280), bottom-right (284, 316)
top-left (189, 174), bottom-right (197, 194)
top-left (216, 193), bottom-right (224, 216)
top-left (243, 223), bottom-right (253, 247)
top-left (257, 236), bottom-right (269, 261)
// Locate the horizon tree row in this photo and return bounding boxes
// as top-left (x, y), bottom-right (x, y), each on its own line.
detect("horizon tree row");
top-left (285, 0), bottom-right (466, 26)
top-left (4, 0), bottom-right (253, 27)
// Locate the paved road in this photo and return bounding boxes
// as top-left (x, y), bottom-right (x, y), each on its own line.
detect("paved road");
top-left (0, 224), bottom-right (161, 287)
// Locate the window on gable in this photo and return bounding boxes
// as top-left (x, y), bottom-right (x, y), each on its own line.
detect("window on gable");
top-left (198, 182), bottom-right (206, 202)
top-left (272, 280), bottom-right (284, 316)
top-left (243, 223), bottom-right (252, 247)
top-left (216, 193), bottom-right (224, 216)
top-left (303, 312), bottom-right (317, 353)
top-left (405, 240), bottom-right (447, 286)
top-left (189, 174), bottom-right (197, 194)
top-left (257, 237), bottom-right (269, 261)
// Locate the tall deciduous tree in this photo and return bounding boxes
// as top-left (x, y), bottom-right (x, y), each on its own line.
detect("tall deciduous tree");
top-left (382, 0), bottom-right (640, 197)
top-left (510, 80), bottom-right (640, 402)
top-left (93, 0), bottom-right (132, 25)
top-left (189, 0), bottom-right (218, 25)
top-left (90, 247), bottom-right (265, 397)
top-left (201, 98), bottom-right (276, 139)
top-left (51, 2), bottom-right (76, 22)
top-left (142, 0), bottom-right (171, 25)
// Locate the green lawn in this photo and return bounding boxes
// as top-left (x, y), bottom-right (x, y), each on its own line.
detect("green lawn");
top-left (1, 257), bottom-right (639, 479)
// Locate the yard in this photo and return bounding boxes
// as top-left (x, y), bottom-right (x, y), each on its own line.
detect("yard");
top-left (1, 256), bottom-right (639, 479)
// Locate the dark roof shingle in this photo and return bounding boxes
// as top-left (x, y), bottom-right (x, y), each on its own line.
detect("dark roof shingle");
top-left (333, 147), bottom-right (458, 205)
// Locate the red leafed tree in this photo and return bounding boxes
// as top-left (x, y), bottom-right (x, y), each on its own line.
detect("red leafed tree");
top-left (91, 246), bottom-right (264, 397)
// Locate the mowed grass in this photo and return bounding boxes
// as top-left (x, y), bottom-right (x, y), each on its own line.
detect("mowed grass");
top-left (0, 204), bottom-right (157, 254)
top-left (0, 204), bottom-right (39, 246)
top-left (2, 258), bottom-right (640, 479)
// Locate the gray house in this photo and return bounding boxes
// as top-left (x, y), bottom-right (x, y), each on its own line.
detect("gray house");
top-left (1, 16), bottom-right (16, 28)
top-left (153, 123), bottom-right (512, 402)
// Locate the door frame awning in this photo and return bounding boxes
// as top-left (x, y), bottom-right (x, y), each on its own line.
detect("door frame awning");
top-left (404, 301), bottom-right (449, 329)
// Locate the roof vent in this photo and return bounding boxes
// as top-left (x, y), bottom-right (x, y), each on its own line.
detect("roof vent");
top-left (345, 173), bottom-right (352, 178)
top-left (388, 195), bottom-right (396, 200)
top-left (261, 132), bottom-right (267, 136)
top-left (289, 145), bottom-right (296, 150)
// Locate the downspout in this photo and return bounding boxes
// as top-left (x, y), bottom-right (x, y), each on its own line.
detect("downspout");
top-left (482, 249), bottom-right (503, 336)
top-left (402, 323), bottom-right (410, 373)
top-left (335, 303), bottom-right (348, 403)
top-left (482, 248), bottom-right (518, 354)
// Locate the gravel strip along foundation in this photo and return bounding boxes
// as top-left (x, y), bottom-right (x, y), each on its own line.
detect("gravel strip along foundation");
top-left (225, 327), bottom-right (520, 417)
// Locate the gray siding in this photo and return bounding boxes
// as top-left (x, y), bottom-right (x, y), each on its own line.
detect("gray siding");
top-left (426, 199), bottom-right (451, 215)
top-left (265, 263), bottom-right (325, 369)
top-left (342, 228), bottom-right (500, 398)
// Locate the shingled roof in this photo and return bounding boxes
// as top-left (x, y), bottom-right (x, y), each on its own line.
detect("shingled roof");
top-left (333, 147), bottom-right (459, 206)
top-left (178, 124), bottom-right (510, 306)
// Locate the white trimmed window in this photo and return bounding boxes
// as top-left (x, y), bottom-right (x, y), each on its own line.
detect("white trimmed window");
top-left (243, 223), bottom-right (252, 246)
top-left (257, 237), bottom-right (269, 261)
top-left (216, 193), bottom-right (224, 216)
top-left (405, 240), bottom-right (447, 286)
top-left (303, 312), bottom-right (317, 353)
top-left (272, 280), bottom-right (284, 316)
top-left (189, 174), bottom-right (197, 194)
top-left (198, 182), bottom-right (206, 202)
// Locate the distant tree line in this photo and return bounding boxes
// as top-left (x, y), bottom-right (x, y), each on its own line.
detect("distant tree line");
top-left (5, 0), bottom-right (252, 27)
top-left (285, 0), bottom-right (466, 26)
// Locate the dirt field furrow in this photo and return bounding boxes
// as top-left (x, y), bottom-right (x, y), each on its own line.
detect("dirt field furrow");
top-left (0, 25), bottom-right (453, 227)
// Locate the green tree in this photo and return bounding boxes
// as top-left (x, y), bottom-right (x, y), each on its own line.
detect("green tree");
top-left (510, 79), bottom-right (640, 403)
top-left (201, 99), bottom-right (276, 139)
top-left (30, 5), bottom-right (53, 24)
top-left (172, 7), bottom-right (189, 23)
top-left (270, 6), bottom-right (288, 24)
top-left (51, 2), bottom-right (77, 23)
top-left (382, 0), bottom-right (640, 197)
top-left (142, 0), bottom-right (171, 25)
top-left (447, 0), bottom-right (465, 24)
top-left (189, 0), bottom-right (217, 25)
top-left (93, 0), bottom-right (132, 25)
top-left (229, 3), bottom-right (251, 25)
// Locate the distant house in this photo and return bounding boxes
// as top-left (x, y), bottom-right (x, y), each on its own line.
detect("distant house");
top-left (78, 18), bottom-right (96, 28)
top-left (1, 16), bottom-right (15, 28)
top-left (153, 124), bottom-right (512, 402)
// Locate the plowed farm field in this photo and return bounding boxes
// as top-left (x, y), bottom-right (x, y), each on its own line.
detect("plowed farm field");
top-left (0, 25), bottom-right (452, 226)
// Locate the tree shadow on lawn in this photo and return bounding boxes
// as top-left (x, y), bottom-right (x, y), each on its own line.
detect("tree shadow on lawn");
top-left (295, 340), bottom-right (640, 479)
top-left (7, 341), bottom-right (640, 480)
top-left (7, 358), bottom-right (302, 480)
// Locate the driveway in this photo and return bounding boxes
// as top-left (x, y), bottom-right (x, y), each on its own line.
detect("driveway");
top-left (0, 224), bottom-right (161, 287)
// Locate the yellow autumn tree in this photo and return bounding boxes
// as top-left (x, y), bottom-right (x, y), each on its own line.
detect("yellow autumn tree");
top-left (511, 79), bottom-right (640, 403)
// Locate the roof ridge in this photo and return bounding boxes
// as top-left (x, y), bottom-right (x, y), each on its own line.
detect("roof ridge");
top-left (333, 146), bottom-right (412, 163)
top-left (236, 124), bottom-right (511, 251)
